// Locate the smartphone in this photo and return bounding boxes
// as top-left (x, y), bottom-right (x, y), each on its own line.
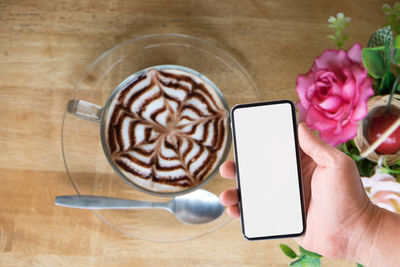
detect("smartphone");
top-left (231, 100), bottom-right (305, 240)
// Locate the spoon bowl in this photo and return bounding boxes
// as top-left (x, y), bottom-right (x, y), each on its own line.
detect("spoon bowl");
top-left (55, 189), bottom-right (225, 225)
top-left (171, 189), bottom-right (225, 224)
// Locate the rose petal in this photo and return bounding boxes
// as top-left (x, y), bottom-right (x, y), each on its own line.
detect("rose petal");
top-left (319, 121), bottom-right (357, 146)
top-left (347, 42), bottom-right (363, 66)
top-left (319, 95), bottom-right (343, 112)
top-left (314, 49), bottom-right (352, 74)
top-left (296, 71), bottom-right (315, 109)
top-left (318, 129), bottom-right (341, 146)
top-left (306, 106), bottom-right (337, 131)
top-left (318, 71), bottom-right (336, 80)
top-left (341, 79), bottom-right (356, 100)
top-left (296, 102), bottom-right (307, 123)
top-left (306, 84), bottom-right (317, 100)
top-left (350, 65), bottom-right (368, 88)
top-left (330, 82), bottom-right (342, 95)
top-left (352, 78), bottom-right (374, 121)
top-left (338, 122), bottom-right (358, 143)
top-left (316, 81), bottom-right (329, 88)
top-left (323, 105), bottom-right (344, 119)
top-left (315, 70), bottom-right (337, 86)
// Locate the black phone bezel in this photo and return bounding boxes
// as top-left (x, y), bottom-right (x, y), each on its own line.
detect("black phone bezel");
top-left (230, 100), bottom-right (306, 241)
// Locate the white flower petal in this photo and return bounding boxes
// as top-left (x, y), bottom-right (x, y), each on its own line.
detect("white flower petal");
top-left (376, 202), bottom-right (395, 212)
top-left (361, 177), bottom-right (374, 188)
top-left (384, 194), bottom-right (400, 204)
top-left (370, 182), bottom-right (400, 195)
top-left (371, 173), bottom-right (396, 182)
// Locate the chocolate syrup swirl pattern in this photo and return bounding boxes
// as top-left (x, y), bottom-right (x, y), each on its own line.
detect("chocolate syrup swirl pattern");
top-left (106, 68), bottom-right (228, 191)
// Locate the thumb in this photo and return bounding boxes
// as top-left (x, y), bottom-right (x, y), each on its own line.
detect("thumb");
top-left (298, 123), bottom-right (340, 168)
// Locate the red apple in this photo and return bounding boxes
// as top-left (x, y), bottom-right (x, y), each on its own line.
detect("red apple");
top-left (368, 114), bottom-right (400, 154)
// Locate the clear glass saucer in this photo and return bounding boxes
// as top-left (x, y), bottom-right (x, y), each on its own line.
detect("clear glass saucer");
top-left (61, 33), bottom-right (261, 242)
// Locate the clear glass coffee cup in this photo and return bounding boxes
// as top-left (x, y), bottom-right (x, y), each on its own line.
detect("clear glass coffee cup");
top-left (67, 64), bottom-right (231, 197)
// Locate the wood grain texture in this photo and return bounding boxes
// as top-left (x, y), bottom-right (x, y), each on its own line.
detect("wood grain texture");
top-left (0, 0), bottom-right (395, 266)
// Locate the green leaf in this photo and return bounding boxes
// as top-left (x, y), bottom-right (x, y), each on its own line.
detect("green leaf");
top-left (395, 35), bottom-right (400, 48)
top-left (290, 255), bottom-right (321, 267)
top-left (340, 140), bottom-right (364, 162)
top-left (280, 244), bottom-right (298, 259)
top-left (380, 72), bottom-right (396, 94)
top-left (385, 168), bottom-right (400, 174)
top-left (290, 255), bottom-right (305, 266)
top-left (341, 142), bottom-right (350, 153)
top-left (356, 264), bottom-right (365, 267)
top-left (392, 48), bottom-right (400, 65)
top-left (387, 74), bottom-right (400, 111)
top-left (356, 158), bottom-right (376, 177)
top-left (362, 48), bottom-right (386, 78)
top-left (349, 154), bottom-right (362, 161)
top-left (299, 246), bottom-right (322, 258)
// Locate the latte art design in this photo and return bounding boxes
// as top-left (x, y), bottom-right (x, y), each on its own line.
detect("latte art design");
top-left (106, 68), bottom-right (228, 192)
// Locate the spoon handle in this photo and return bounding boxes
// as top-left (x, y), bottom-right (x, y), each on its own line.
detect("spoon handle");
top-left (55, 195), bottom-right (169, 210)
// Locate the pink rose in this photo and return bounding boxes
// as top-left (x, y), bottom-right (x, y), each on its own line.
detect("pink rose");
top-left (296, 43), bottom-right (374, 146)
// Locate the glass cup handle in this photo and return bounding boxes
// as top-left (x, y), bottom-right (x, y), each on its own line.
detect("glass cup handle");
top-left (67, 99), bottom-right (103, 123)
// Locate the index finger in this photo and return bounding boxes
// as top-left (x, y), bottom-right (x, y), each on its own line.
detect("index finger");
top-left (219, 161), bottom-right (236, 179)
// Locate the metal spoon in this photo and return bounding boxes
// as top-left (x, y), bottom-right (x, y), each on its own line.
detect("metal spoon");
top-left (55, 189), bottom-right (225, 225)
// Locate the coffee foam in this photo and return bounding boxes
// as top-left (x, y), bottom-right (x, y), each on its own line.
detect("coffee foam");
top-left (105, 67), bottom-right (228, 193)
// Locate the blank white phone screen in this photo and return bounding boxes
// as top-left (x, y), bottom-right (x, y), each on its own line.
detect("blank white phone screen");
top-left (233, 102), bottom-right (303, 239)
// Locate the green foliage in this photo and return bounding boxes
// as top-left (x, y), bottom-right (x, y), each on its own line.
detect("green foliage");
top-left (362, 35), bottom-right (398, 95)
top-left (280, 244), bottom-right (298, 259)
top-left (327, 13), bottom-right (350, 49)
top-left (380, 72), bottom-right (396, 95)
top-left (280, 245), bottom-right (321, 267)
top-left (383, 3), bottom-right (400, 35)
top-left (393, 47), bottom-right (400, 64)
top-left (290, 255), bottom-right (321, 267)
top-left (341, 140), bottom-right (376, 177)
top-left (356, 159), bottom-right (377, 178)
top-left (381, 157), bottom-right (400, 181)
top-left (362, 47), bottom-right (386, 79)
top-left (280, 243), bottom-right (366, 266)
top-left (387, 74), bottom-right (400, 112)
top-left (395, 35), bottom-right (400, 48)
top-left (299, 246), bottom-right (322, 258)
top-left (281, 8), bottom-right (400, 267)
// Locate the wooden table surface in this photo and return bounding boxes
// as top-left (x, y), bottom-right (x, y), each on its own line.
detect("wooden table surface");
top-left (0, 0), bottom-right (395, 266)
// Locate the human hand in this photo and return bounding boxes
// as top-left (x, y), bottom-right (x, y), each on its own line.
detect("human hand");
top-left (219, 123), bottom-right (376, 260)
